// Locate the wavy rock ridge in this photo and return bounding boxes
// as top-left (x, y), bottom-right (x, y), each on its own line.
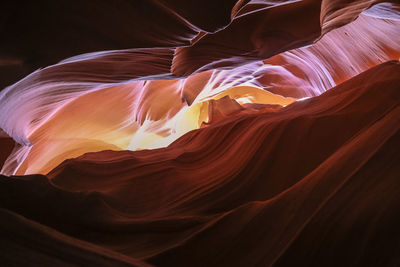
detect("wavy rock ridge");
top-left (1, 61), bottom-right (399, 266)
top-left (1, 2), bottom-right (399, 175)
top-left (0, 1), bottom-right (399, 266)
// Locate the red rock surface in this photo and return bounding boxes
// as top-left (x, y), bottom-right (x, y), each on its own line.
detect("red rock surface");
top-left (0, 130), bottom-right (14, 169)
top-left (1, 1), bottom-right (400, 266)
top-left (2, 1), bottom-right (398, 87)
top-left (0, 61), bottom-right (399, 266)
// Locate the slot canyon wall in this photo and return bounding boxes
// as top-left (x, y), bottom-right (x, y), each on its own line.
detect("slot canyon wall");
top-left (0, 1), bottom-right (399, 266)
